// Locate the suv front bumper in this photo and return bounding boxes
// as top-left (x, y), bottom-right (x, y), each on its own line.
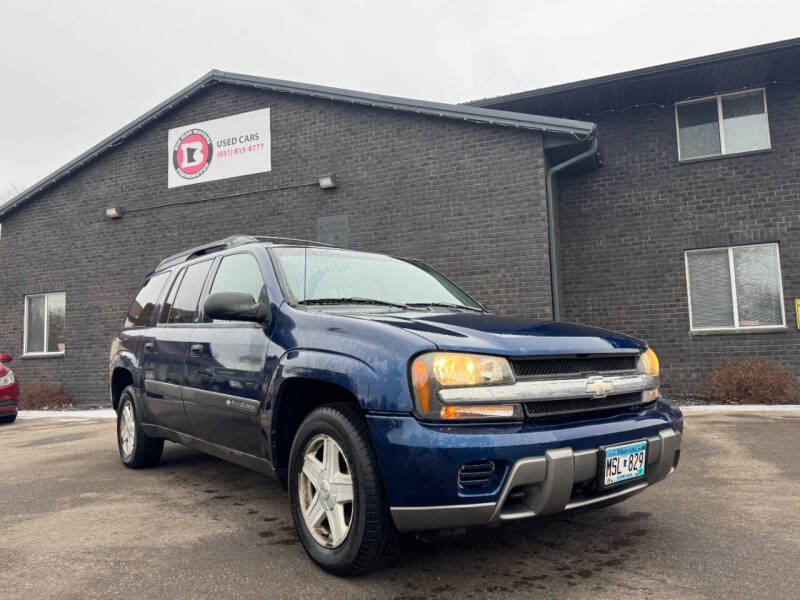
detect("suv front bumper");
top-left (366, 399), bottom-right (682, 533)
top-left (389, 428), bottom-right (680, 532)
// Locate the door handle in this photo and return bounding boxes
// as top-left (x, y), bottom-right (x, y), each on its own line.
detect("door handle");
top-left (143, 342), bottom-right (155, 353)
top-left (190, 344), bottom-right (203, 357)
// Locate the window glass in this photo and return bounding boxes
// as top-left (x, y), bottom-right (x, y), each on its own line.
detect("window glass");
top-left (722, 92), bottom-right (770, 154)
top-left (159, 269), bottom-right (185, 324)
top-left (676, 90), bottom-right (770, 160)
top-left (46, 293), bottom-right (66, 353)
top-left (677, 100), bottom-right (721, 159)
top-left (272, 247), bottom-right (481, 308)
top-left (167, 261), bottom-right (212, 324)
top-left (125, 272), bottom-right (170, 328)
top-left (686, 250), bottom-right (734, 329)
top-left (686, 244), bottom-right (784, 330)
top-left (24, 292), bottom-right (66, 354)
top-left (733, 245), bottom-right (783, 327)
top-left (25, 295), bottom-right (46, 353)
top-left (210, 254), bottom-right (264, 301)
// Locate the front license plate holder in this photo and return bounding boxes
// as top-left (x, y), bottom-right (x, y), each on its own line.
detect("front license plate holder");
top-left (598, 439), bottom-right (648, 489)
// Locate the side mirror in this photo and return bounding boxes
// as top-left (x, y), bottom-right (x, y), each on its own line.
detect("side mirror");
top-left (0, 354), bottom-right (11, 363)
top-left (204, 292), bottom-right (271, 324)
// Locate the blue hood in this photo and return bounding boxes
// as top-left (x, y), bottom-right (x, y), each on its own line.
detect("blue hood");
top-left (352, 312), bottom-right (646, 356)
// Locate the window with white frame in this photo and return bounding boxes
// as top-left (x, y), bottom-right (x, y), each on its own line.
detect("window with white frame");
top-left (675, 89), bottom-right (770, 161)
top-left (24, 292), bottom-right (66, 355)
top-left (685, 244), bottom-right (785, 332)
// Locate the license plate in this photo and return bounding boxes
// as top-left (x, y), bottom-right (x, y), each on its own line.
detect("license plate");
top-left (601, 440), bottom-right (647, 487)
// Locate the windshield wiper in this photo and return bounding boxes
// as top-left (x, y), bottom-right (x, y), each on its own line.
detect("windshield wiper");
top-left (299, 297), bottom-right (411, 310)
top-left (406, 302), bottom-right (485, 313)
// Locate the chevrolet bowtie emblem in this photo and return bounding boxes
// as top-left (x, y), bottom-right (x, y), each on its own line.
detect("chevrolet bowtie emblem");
top-left (586, 377), bottom-right (614, 398)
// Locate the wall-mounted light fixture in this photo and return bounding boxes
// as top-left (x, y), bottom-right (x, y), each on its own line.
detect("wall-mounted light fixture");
top-left (318, 173), bottom-right (337, 190)
top-left (105, 206), bottom-right (123, 219)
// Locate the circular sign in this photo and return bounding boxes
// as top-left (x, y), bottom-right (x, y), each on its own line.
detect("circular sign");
top-left (172, 129), bottom-right (213, 179)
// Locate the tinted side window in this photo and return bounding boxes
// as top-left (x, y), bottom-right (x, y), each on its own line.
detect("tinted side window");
top-left (167, 261), bottom-right (212, 324)
top-left (125, 272), bottom-right (170, 327)
top-left (159, 269), bottom-right (185, 324)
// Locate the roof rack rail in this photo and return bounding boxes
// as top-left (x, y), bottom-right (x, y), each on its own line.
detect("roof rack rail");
top-left (247, 236), bottom-right (333, 247)
top-left (155, 235), bottom-right (256, 271)
top-left (153, 235), bottom-right (333, 271)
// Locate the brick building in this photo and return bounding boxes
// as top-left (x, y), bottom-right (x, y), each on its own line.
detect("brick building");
top-left (2, 38), bottom-right (799, 404)
top-left (473, 38), bottom-right (800, 399)
top-left (0, 71), bottom-right (594, 405)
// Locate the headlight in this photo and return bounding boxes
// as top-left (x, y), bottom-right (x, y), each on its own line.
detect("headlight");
top-left (0, 370), bottom-right (15, 387)
top-left (639, 348), bottom-right (659, 376)
top-left (638, 348), bottom-right (659, 402)
top-left (410, 352), bottom-right (519, 421)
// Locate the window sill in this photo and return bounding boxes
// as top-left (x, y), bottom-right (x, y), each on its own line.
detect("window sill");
top-left (21, 352), bottom-right (65, 359)
top-left (690, 326), bottom-right (788, 336)
top-left (679, 147), bottom-right (772, 164)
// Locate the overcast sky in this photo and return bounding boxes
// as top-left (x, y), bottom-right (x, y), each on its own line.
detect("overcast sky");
top-left (2, 0), bottom-right (799, 198)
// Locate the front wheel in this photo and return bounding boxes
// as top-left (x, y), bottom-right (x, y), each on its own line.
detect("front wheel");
top-left (117, 386), bottom-right (163, 469)
top-left (288, 403), bottom-right (400, 576)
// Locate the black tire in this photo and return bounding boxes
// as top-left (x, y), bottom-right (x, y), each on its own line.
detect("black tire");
top-left (288, 402), bottom-right (400, 576)
top-left (0, 413), bottom-right (16, 424)
top-left (117, 386), bottom-right (163, 469)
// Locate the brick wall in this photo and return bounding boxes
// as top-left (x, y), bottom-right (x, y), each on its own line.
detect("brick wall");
top-left (557, 82), bottom-right (800, 396)
top-left (0, 83), bottom-right (551, 405)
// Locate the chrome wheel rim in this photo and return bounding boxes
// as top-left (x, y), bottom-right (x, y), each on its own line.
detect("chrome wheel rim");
top-left (119, 401), bottom-right (135, 457)
top-left (298, 434), bottom-right (354, 549)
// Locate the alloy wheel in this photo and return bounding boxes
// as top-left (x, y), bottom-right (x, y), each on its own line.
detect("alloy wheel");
top-left (297, 434), bottom-right (355, 548)
top-left (119, 401), bottom-right (136, 457)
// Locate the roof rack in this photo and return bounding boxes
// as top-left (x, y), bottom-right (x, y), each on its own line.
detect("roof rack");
top-left (154, 235), bottom-right (331, 271)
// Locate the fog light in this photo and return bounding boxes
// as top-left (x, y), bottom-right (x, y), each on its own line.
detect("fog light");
top-left (646, 388), bottom-right (659, 402)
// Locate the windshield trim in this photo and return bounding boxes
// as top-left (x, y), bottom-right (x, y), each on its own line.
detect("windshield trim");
top-left (266, 245), bottom-right (485, 311)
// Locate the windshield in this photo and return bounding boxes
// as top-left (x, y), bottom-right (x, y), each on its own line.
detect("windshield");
top-left (271, 247), bottom-right (482, 309)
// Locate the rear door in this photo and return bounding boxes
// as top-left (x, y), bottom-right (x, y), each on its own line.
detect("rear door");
top-left (183, 251), bottom-right (270, 455)
top-left (140, 259), bottom-right (213, 433)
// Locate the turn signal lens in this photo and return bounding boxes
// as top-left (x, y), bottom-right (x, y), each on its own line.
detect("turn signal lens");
top-left (640, 348), bottom-right (659, 376)
top-left (412, 360), bottom-right (430, 413)
top-left (430, 353), bottom-right (513, 386)
top-left (441, 404), bottom-right (516, 420)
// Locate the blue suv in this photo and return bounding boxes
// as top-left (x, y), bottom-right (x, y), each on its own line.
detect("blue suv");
top-left (109, 235), bottom-right (682, 575)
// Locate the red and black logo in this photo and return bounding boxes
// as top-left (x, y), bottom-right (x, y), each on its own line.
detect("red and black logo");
top-left (172, 128), bottom-right (213, 179)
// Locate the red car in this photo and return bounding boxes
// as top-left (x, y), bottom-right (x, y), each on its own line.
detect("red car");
top-left (0, 353), bottom-right (19, 424)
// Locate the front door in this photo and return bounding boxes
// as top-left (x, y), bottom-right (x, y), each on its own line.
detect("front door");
top-left (183, 251), bottom-right (270, 456)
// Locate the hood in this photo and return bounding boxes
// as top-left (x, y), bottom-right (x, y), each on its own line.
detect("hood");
top-left (347, 311), bottom-right (645, 356)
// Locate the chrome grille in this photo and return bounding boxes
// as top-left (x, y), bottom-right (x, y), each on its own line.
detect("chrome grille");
top-left (523, 392), bottom-right (651, 418)
top-left (510, 356), bottom-right (637, 378)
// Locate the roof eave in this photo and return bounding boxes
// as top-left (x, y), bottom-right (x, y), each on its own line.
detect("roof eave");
top-left (468, 36), bottom-right (800, 108)
top-left (0, 71), bottom-right (595, 219)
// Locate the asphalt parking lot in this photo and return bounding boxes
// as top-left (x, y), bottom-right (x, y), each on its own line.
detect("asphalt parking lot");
top-left (1, 410), bottom-right (798, 600)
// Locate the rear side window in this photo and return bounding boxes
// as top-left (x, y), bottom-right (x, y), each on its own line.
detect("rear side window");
top-left (125, 272), bottom-right (170, 327)
top-left (159, 269), bottom-right (185, 324)
top-left (166, 260), bottom-right (212, 324)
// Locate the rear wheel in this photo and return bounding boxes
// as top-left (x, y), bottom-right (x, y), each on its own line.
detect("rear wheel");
top-left (288, 403), bottom-right (400, 576)
top-left (0, 414), bottom-right (16, 424)
top-left (117, 386), bottom-right (163, 468)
